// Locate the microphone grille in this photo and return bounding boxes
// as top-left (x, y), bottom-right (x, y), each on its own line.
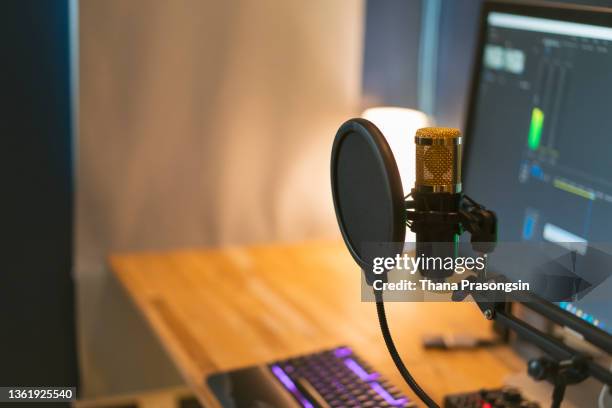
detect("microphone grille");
top-left (415, 127), bottom-right (462, 193)
top-left (415, 127), bottom-right (461, 139)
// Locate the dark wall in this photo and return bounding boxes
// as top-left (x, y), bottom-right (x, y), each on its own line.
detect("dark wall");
top-left (362, 0), bottom-right (423, 109)
top-left (434, 0), bottom-right (483, 128)
top-left (0, 0), bottom-right (78, 389)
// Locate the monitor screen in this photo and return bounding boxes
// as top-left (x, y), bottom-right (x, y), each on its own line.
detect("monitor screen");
top-left (464, 9), bottom-right (612, 334)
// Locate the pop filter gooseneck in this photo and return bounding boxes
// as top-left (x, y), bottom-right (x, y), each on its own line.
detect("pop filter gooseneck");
top-left (330, 118), bottom-right (440, 408)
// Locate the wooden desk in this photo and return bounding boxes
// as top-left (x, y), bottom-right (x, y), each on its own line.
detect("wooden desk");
top-left (110, 241), bottom-right (524, 407)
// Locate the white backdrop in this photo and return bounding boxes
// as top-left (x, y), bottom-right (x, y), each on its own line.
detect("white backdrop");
top-left (77, 0), bottom-right (364, 397)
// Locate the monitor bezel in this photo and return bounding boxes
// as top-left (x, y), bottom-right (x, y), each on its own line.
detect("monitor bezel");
top-left (462, 0), bottom-right (612, 351)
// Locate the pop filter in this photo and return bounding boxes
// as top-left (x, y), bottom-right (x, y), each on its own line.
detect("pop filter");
top-left (330, 118), bottom-right (406, 281)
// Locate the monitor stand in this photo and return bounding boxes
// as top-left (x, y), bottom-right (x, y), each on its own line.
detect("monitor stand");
top-left (503, 307), bottom-right (611, 407)
top-left (504, 372), bottom-right (602, 408)
top-left (505, 333), bottom-right (603, 407)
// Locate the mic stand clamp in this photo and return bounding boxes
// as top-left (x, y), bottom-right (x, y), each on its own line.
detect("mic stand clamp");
top-left (404, 192), bottom-right (498, 256)
top-left (458, 194), bottom-right (497, 255)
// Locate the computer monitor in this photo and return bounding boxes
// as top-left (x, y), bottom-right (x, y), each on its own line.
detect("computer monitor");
top-left (463, 1), bottom-right (612, 338)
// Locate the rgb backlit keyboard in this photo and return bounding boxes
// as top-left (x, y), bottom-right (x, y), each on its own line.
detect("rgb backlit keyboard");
top-left (269, 346), bottom-right (415, 407)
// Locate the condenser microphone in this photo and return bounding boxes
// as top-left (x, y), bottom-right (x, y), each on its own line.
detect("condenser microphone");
top-left (331, 119), bottom-right (497, 408)
top-left (414, 127), bottom-right (462, 194)
top-left (410, 127), bottom-right (463, 280)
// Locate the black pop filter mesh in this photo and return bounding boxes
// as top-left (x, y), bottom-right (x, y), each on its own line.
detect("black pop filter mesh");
top-left (331, 118), bottom-right (406, 276)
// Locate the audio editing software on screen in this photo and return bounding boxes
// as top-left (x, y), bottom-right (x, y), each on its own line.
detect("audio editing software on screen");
top-left (465, 12), bottom-right (612, 333)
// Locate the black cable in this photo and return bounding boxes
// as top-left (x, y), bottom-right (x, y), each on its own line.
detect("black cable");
top-left (551, 383), bottom-right (565, 408)
top-left (374, 289), bottom-right (441, 408)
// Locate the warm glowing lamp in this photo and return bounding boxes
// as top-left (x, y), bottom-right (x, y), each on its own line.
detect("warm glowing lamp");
top-left (362, 107), bottom-right (430, 242)
top-left (362, 106), bottom-right (430, 193)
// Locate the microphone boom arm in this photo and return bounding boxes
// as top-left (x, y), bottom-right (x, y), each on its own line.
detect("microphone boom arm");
top-left (405, 191), bottom-right (612, 407)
